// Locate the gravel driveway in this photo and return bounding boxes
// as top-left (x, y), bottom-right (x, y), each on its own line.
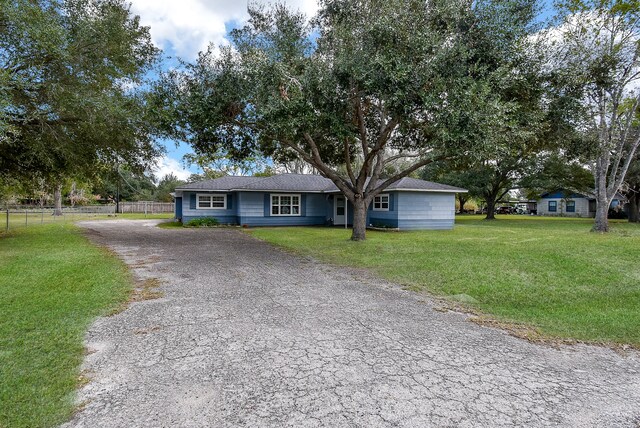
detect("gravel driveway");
top-left (65, 219), bottom-right (640, 427)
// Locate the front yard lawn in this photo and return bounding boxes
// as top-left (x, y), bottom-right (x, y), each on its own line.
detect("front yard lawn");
top-left (248, 215), bottom-right (640, 347)
top-left (0, 224), bottom-right (132, 428)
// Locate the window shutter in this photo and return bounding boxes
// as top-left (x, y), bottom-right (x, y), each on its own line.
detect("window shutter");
top-left (264, 194), bottom-right (271, 217)
top-left (301, 194), bottom-right (306, 216)
top-left (190, 193), bottom-right (196, 209)
top-left (389, 193), bottom-right (395, 211)
top-left (227, 194), bottom-right (233, 210)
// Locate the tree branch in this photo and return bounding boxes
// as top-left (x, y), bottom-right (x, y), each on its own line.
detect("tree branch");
top-left (382, 153), bottom-right (421, 165)
top-left (302, 132), bottom-right (354, 195)
top-left (370, 155), bottom-right (448, 197)
top-left (343, 137), bottom-right (356, 185)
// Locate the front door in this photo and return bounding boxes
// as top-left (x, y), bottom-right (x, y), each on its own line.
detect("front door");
top-left (334, 196), bottom-right (346, 225)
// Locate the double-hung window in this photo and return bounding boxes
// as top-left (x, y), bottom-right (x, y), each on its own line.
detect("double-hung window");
top-left (373, 194), bottom-right (390, 211)
top-left (271, 194), bottom-right (300, 216)
top-left (566, 200), bottom-right (575, 213)
top-left (197, 194), bottom-right (226, 209)
top-left (548, 201), bottom-right (557, 212)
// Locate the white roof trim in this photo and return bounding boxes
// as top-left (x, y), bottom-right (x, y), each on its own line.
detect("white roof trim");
top-left (325, 188), bottom-right (467, 194)
top-left (389, 188), bottom-right (468, 193)
top-left (175, 188), bottom-right (325, 193)
top-left (230, 189), bottom-right (324, 193)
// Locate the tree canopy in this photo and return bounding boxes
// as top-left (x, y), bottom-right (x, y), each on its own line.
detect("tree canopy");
top-left (151, 0), bottom-right (545, 239)
top-left (547, 0), bottom-right (640, 231)
top-left (0, 0), bottom-right (160, 185)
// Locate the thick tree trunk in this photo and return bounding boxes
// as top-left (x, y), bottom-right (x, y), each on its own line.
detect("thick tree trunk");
top-left (351, 198), bottom-right (368, 241)
top-left (485, 197), bottom-right (497, 220)
top-left (593, 195), bottom-right (610, 232)
top-left (53, 184), bottom-right (63, 216)
top-left (628, 192), bottom-right (640, 223)
top-left (458, 195), bottom-right (467, 213)
top-left (592, 164), bottom-right (609, 232)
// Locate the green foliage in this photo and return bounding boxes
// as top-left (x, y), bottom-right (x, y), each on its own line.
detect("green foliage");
top-left (151, 0), bottom-right (547, 239)
top-left (157, 220), bottom-right (184, 229)
top-left (253, 166), bottom-right (277, 177)
top-left (91, 166), bottom-right (156, 202)
top-left (0, 0), bottom-right (160, 184)
top-left (520, 153), bottom-right (594, 199)
top-left (0, 224), bottom-right (132, 427)
top-left (183, 152), bottom-right (271, 177)
top-left (249, 218), bottom-right (640, 346)
top-left (154, 173), bottom-right (185, 202)
top-left (186, 169), bottom-right (227, 183)
top-left (185, 217), bottom-right (220, 227)
top-left (549, 0), bottom-right (640, 230)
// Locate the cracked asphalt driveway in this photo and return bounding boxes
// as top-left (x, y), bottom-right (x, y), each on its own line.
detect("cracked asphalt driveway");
top-left (65, 219), bottom-right (640, 427)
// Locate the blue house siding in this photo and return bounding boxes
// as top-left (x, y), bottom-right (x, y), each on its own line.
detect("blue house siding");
top-left (368, 192), bottom-right (399, 227)
top-left (237, 191), bottom-right (326, 226)
top-left (181, 191), bottom-right (239, 224)
top-left (177, 188), bottom-right (458, 230)
top-left (306, 194), bottom-right (327, 217)
top-left (395, 192), bottom-right (455, 230)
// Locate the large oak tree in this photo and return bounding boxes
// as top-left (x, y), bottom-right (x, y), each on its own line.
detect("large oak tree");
top-left (152, 0), bottom-right (541, 240)
top-left (0, 0), bottom-right (160, 202)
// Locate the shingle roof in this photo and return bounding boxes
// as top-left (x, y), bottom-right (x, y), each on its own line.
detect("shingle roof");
top-left (176, 174), bottom-right (467, 193)
top-left (241, 174), bottom-right (333, 192)
top-left (385, 177), bottom-right (467, 192)
top-left (176, 176), bottom-right (263, 191)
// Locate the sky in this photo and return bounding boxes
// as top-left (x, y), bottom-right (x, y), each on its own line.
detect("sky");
top-left (129, 0), bottom-right (320, 181)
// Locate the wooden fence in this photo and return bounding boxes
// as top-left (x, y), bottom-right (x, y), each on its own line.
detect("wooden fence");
top-left (118, 201), bottom-right (174, 214)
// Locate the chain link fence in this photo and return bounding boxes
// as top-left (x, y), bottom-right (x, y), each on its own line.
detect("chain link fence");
top-left (2, 202), bottom-right (176, 232)
top-left (3, 205), bottom-right (117, 231)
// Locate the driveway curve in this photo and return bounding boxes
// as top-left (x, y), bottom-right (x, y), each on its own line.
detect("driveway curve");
top-left (65, 220), bottom-right (640, 427)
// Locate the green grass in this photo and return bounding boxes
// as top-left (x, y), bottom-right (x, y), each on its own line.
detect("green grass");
top-left (1, 212), bottom-right (173, 231)
top-left (0, 224), bottom-right (133, 427)
top-left (248, 215), bottom-right (640, 346)
top-left (157, 220), bottom-right (184, 229)
top-left (0, 210), bottom-right (174, 233)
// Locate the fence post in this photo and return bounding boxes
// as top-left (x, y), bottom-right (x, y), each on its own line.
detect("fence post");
top-left (25, 209), bottom-right (27, 227)
top-left (41, 207), bottom-right (44, 224)
top-left (5, 208), bottom-right (8, 232)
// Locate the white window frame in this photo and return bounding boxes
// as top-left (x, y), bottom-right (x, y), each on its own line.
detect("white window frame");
top-left (196, 193), bottom-right (227, 210)
top-left (271, 193), bottom-right (301, 216)
top-left (373, 194), bottom-right (390, 211)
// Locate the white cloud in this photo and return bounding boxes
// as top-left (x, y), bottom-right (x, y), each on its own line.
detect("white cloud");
top-left (153, 156), bottom-right (193, 182)
top-left (129, 0), bottom-right (320, 59)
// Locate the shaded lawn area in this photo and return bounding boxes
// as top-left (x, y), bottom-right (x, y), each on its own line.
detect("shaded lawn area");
top-left (248, 215), bottom-right (640, 347)
top-left (0, 224), bottom-right (132, 428)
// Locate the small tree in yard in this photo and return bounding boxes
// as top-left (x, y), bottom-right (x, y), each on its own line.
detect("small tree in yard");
top-left (151, 0), bottom-right (541, 240)
top-left (550, 0), bottom-right (640, 231)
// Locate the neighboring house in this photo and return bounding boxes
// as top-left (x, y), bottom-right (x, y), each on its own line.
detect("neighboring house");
top-left (173, 174), bottom-right (467, 230)
top-left (537, 190), bottom-right (624, 217)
